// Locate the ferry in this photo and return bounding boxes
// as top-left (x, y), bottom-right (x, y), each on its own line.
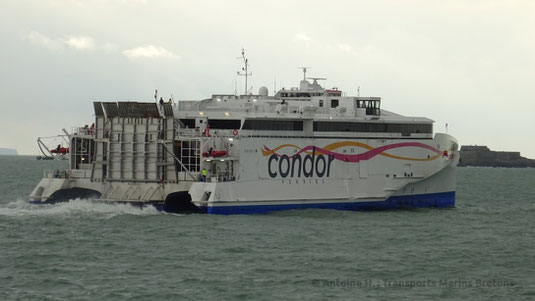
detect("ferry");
top-left (29, 56), bottom-right (459, 214)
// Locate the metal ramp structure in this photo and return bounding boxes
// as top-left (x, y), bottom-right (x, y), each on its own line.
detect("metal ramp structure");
top-left (92, 102), bottom-right (173, 182)
top-left (30, 101), bottom-right (201, 205)
top-left (89, 101), bottom-right (193, 202)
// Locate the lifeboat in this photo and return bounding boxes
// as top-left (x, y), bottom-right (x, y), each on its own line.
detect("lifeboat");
top-left (202, 150), bottom-right (228, 157)
top-left (51, 146), bottom-right (69, 155)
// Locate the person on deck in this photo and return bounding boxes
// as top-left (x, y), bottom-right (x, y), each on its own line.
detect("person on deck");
top-left (201, 168), bottom-right (207, 182)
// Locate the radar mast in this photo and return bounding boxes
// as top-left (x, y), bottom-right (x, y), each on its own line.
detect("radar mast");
top-left (299, 67), bottom-right (311, 81)
top-left (237, 48), bottom-right (252, 95)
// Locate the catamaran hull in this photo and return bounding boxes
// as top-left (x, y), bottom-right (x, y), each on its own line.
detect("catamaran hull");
top-left (29, 190), bottom-right (454, 214)
top-left (29, 141), bottom-right (457, 215)
top-left (195, 162), bottom-right (456, 214)
top-left (196, 191), bottom-right (454, 214)
top-left (29, 178), bottom-right (200, 213)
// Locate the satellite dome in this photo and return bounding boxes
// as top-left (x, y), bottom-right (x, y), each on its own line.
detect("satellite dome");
top-left (258, 86), bottom-right (269, 96)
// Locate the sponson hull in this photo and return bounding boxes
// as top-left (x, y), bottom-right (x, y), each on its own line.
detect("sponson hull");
top-left (189, 134), bottom-right (458, 214)
top-left (30, 71), bottom-right (458, 214)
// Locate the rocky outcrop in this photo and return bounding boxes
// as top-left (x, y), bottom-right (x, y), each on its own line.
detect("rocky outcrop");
top-left (459, 145), bottom-right (535, 168)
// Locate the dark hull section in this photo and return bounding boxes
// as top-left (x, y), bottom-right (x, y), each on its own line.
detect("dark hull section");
top-left (42, 188), bottom-right (102, 204)
top-left (164, 191), bottom-right (202, 214)
top-left (29, 190), bottom-right (202, 214)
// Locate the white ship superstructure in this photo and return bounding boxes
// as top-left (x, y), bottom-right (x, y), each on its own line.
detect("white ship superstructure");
top-left (30, 66), bottom-right (458, 214)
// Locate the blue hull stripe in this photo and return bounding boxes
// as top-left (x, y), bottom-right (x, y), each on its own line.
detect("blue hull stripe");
top-left (199, 191), bottom-right (455, 215)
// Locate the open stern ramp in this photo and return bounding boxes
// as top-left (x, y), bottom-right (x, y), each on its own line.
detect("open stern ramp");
top-left (30, 101), bottom-right (198, 207)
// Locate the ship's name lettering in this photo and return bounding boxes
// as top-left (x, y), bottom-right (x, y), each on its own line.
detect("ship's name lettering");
top-left (268, 146), bottom-right (335, 178)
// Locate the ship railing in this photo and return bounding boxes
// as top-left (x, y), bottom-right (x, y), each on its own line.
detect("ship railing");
top-left (44, 169), bottom-right (93, 179)
top-left (72, 126), bottom-right (95, 136)
top-left (176, 171), bottom-right (199, 182)
top-left (177, 128), bottom-right (238, 140)
top-left (68, 169), bottom-right (92, 178)
top-left (187, 128), bottom-right (318, 138)
top-left (44, 169), bottom-right (68, 179)
top-left (178, 103), bottom-right (340, 117)
top-left (178, 128), bottom-right (318, 140)
top-left (197, 172), bottom-right (236, 183)
top-left (235, 130), bottom-right (313, 139)
top-left (177, 128), bottom-right (202, 138)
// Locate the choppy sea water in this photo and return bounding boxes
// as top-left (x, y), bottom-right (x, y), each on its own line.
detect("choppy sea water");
top-left (0, 155), bottom-right (534, 300)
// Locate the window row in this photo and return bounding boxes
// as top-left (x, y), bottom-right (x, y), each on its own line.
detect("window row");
top-left (179, 118), bottom-right (432, 134)
top-left (313, 122), bottom-right (432, 135)
top-left (179, 119), bottom-right (241, 130)
top-left (242, 120), bottom-right (304, 131)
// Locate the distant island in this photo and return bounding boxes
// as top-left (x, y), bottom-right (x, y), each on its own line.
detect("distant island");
top-left (459, 145), bottom-right (535, 168)
top-left (0, 148), bottom-right (18, 156)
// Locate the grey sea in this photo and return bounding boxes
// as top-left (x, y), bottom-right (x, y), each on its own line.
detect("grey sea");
top-left (0, 156), bottom-right (534, 300)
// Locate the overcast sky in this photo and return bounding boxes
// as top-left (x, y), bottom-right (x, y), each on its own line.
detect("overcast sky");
top-left (1, 0), bottom-right (534, 158)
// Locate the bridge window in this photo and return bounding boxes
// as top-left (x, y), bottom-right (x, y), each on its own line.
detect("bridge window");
top-left (356, 99), bottom-right (381, 115)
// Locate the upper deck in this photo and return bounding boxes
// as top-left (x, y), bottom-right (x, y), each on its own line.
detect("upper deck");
top-left (172, 76), bottom-right (434, 139)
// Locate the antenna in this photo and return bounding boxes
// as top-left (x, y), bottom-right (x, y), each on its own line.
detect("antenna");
top-left (357, 86), bottom-right (360, 97)
top-left (299, 67), bottom-right (311, 80)
top-left (237, 48), bottom-right (252, 95)
top-left (234, 75), bottom-right (237, 96)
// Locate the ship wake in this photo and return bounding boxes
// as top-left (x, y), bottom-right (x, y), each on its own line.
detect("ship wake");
top-left (0, 199), bottom-right (161, 219)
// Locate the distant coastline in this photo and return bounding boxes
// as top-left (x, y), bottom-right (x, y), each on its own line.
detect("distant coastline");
top-left (0, 148), bottom-right (18, 156)
top-left (459, 145), bottom-right (535, 168)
